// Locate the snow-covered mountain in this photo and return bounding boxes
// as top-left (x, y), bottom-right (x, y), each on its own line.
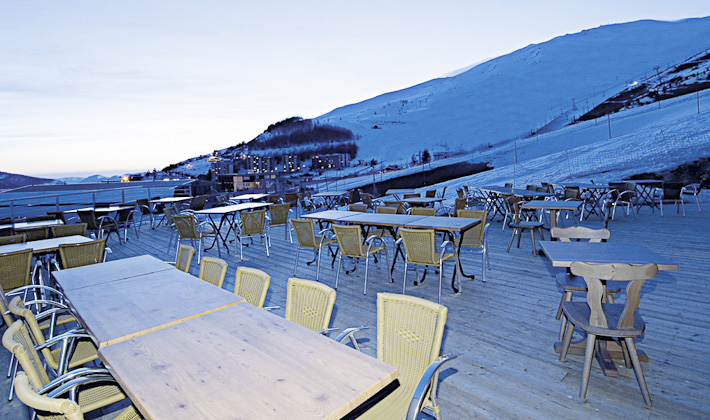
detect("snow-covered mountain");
top-left (316, 17), bottom-right (710, 165)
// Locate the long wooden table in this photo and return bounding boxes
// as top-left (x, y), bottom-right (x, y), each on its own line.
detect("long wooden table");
top-left (53, 255), bottom-right (174, 292)
top-left (99, 303), bottom-right (399, 420)
top-left (477, 186), bottom-right (554, 220)
top-left (0, 235), bottom-right (93, 255)
top-left (539, 241), bottom-right (678, 375)
top-left (0, 219), bottom-right (64, 233)
top-left (303, 211), bottom-right (481, 293)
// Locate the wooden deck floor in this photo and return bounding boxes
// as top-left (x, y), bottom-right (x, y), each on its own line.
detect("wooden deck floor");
top-left (2, 203), bottom-right (708, 419)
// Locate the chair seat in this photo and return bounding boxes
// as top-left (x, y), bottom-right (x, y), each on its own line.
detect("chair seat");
top-left (562, 301), bottom-right (646, 337)
top-left (556, 273), bottom-right (623, 294)
top-left (49, 339), bottom-right (98, 370)
top-left (509, 221), bottom-right (543, 229)
top-left (76, 384), bottom-right (127, 413)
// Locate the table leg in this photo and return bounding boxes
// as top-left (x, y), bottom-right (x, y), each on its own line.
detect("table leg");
top-left (448, 230), bottom-right (472, 293)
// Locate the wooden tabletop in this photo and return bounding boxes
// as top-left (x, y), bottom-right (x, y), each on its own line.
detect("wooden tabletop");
top-left (404, 216), bottom-right (480, 232)
top-left (150, 197), bottom-right (191, 203)
top-left (400, 197), bottom-right (444, 206)
top-left (230, 193), bottom-right (270, 201)
top-left (522, 200), bottom-right (584, 210)
top-left (99, 303), bottom-right (399, 420)
top-left (301, 210), bottom-right (365, 222)
top-left (539, 241), bottom-right (678, 271)
top-left (53, 255), bottom-right (174, 292)
top-left (2, 219), bottom-right (64, 231)
top-left (339, 212), bottom-right (425, 227)
top-left (313, 190), bottom-right (349, 197)
top-left (195, 201), bottom-right (271, 215)
top-left (0, 235), bottom-right (93, 254)
top-left (60, 269), bottom-right (245, 347)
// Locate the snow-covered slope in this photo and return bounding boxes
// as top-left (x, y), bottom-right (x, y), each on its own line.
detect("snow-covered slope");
top-left (316, 18), bottom-right (710, 165)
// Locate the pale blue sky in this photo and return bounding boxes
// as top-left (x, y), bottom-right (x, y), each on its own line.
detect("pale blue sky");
top-left (1, 1), bottom-right (708, 178)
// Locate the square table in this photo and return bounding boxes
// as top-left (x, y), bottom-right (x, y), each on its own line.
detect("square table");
top-left (195, 202), bottom-right (272, 251)
top-left (313, 190), bottom-right (350, 210)
top-left (0, 235), bottom-right (93, 255)
top-left (400, 197), bottom-right (444, 208)
top-left (56, 268), bottom-right (245, 347)
top-left (98, 303), bottom-right (399, 420)
top-left (521, 200), bottom-right (584, 230)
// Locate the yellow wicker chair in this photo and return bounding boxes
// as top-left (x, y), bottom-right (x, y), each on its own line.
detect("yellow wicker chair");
top-left (284, 277), bottom-right (336, 334)
top-left (76, 210), bottom-right (117, 242)
top-left (559, 263), bottom-right (658, 407)
top-left (8, 297), bottom-right (98, 377)
top-left (410, 207), bottom-right (437, 216)
top-left (2, 321), bottom-right (127, 416)
top-left (233, 267), bottom-right (270, 308)
top-left (13, 371), bottom-right (142, 420)
top-left (348, 203), bottom-right (368, 212)
top-left (290, 219), bottom-right (336, 281)
top-left (23, 227), bottom-right (51, 241)
top-left (0, 234), bottom-right (27, 245)
top-left (371, 206), bottom-right (398, 241)
top-left (398, 228), bottom-right (458, 304)
top-left (172, 214), bottom-right (219, 263)
top-left (236, 210), bottom-right (269, 261)
top-left (455, 210), bottom-right (491, 282)
top-left (174, 244), bottom-right (195, 273)
top-left (50, 224), bottom-right (87, 238)
top-left (55, 239), bottom-right (107, 270)
top-left (268, 203), bottom-right (293, 244)
top-left (198, 257), bottom-right (228, 288)
top-left (0, 249), bottom-right (36, 292)
top-left (342, 293), bottom-right (455, 420)
top-left (332, 225), bottom-right (391, 295)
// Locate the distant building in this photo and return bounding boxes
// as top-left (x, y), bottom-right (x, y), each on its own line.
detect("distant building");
top-left (282, 154), bottom-right (302, 173)
top-left (248, 155), bottom-right (276, 173)
top-left (218, 172), bottom-right (279, 192)
top-left (311, 153), bottom-right (349, 170)
top-left (210, 160), bottom-right (236, 176)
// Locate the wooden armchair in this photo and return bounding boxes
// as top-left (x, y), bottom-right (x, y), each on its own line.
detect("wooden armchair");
top-left (506, 196), bottom-right (544, 255)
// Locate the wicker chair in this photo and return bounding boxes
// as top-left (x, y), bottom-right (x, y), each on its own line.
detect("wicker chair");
top-left (284, 277), bottom-right (336, 334)
top-left (0, 249), bottom-right (37, 292)
top-left (268, 203), bottom-right (293, 244)
top-left (338, 293), bottom-right (454, 420)
top-left (332, 225), bottom-right (391, 295)
top-left (398, 228), bottom-right (458, 304)
top-left (233, 267), bottom-right (270, 308)
top-left (410, 207), bottom-right (436, 216)
top-left (455, 209), bottom-right (491, 282)
top-left (290, 219), bottom-right (336, 281)
top-left (348, 203), bottom-right (368, 212)
top-left (172, 214), bottom-right (218, 263)
top-left (50, 223), bottom-right (87, 238)
top-left (560, 263), bottom-right (658, 407)
top-left (55, 239), bottom-right (107, 270)
top-left (23, 227), bottom-right (50, 242)
top-left (174, 244), bottom-right (194, 273)
top-left (236, 210), bottom-right (269, 261)
top-left (0, 234), bottom-right (26, 245)
top-left (2, 320), bottom-right (127, 415)
top-left (198, 257), bottom-right (228, 288)
top-left (76, 210), bottom-right (117, 241)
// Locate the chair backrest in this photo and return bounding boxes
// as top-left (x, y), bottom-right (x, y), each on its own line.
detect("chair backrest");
top-left (173, 215), bottom-right (200, 240)
top-left (7, 297), bottom-right (62, 372)
top-left (175, 244), bottom-right (195, 272)
top-left (504, 183), bottom-right (513, 188)
top-left (198, 257), bottom-right (228, 288)
top-left (376, 206), bottom-right (397, 214)
top-left (437, 186), bottom-right (447, 199)
top-left (23, 227), bottom-right (50, 241)
top-left (361, 193), bottom-right (373, 208)
top-left (399, 228), bottom-right (437, 265)
top-left (425, 190), bottom-right (437, 198)
top-left (234, 267), bottom-right (271, 308)
top-left (284, 193), bottom-right (299, 208)
top-left (240, 210), bottom-right (266, 236)
top-left (0, 233), bottom-right (26, 245)
top-left (456, 188), bottom-right (465, 199)
top-left (376, 293), bottom-right (447, 402)
top-left (190, 195), bottom-right (207, 211)
top-left (383, 201), bottom-right (404, 214)
top-left (57, 239), bottom-right (106, 269)
top-left (2, 320), bottom-right (51, 390)
top-left (46, 211), bottom-right (67, 224)
top-left (348, 204), bottom-right (368, 212)
top-left (506, 196), bottom-right (522, 223)
top-left (285, 278), bottom-right (336, 332)
top-left (452, 197), bottom-right (466, 215)
top-left (0, 249), bottom-right (33, 291)
top-left (332, 225), bottom-right (364, 258)
top-left (403, 193), bottom-right (420, 199)
top-left (411, 207), bottom-right (436, 216)
top-left (267, 194), bottom-right (280, 204)
top-left (563, 186), bottom-right (580, 200)
top-left (291, 219), bottom-right (318, 249)
top-left (662, 182), bottom-right (684, 199)
top-left (456, 210), bottom-right (488, 246)
top-left (269, 203), bottom-right (291, 226)
top-left (526, 185), bottom-right (538, 191)
top-left (136, 198), bottom-right (151, 216)
top-left (13, 371), bottom-right (84, 420)
top-left (51, 223), bottom-right (87, 238)
top-left (551, 226), bottom-right (610, 242)
top-left (77, 210), bottom-right (100, 230)
top-left (570, 262), bottom-right (658, 329)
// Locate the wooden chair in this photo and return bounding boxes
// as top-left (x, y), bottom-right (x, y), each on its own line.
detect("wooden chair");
top-left (2, 320), bottom-right (127, 415)
top-left (659, 182), bottom-right (685, 216)
top-left (174, 244), bottom-right (194, 273)
top-left (268, 203), bottom-right (293, 244)
top-left (398, 228), bottom-right (458, 304)
top-left (13, 371), bottom-right (141, 420)
top-left (290, 219), bottom-right (336, 281)
top-left (233, 267), bottom-right (270, 308)
top-left (284, 277), bottom-right (336, 334)
top-left (506, 196), bottom-right (545, 255)
top-left (338, 293), bottom-right (454, 420)
top-left (0, 234), bottom-right (26, 246)
top-left (237, 210), bottom-right (269, 261)
top-left (198, 257), bottom-right (228, 288)
top-left (456, 210), bottom-right (491, 282)
top-left (55, 239), bottom-right (107, 270)
top-left (50, 223), bottom-right (87, 238)
top-left (332, 225), bottom-right (391, 295)
top-left (559, 262), bottom-right (658, 407)
top-left (173, 214), bottom-right (219, 263)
